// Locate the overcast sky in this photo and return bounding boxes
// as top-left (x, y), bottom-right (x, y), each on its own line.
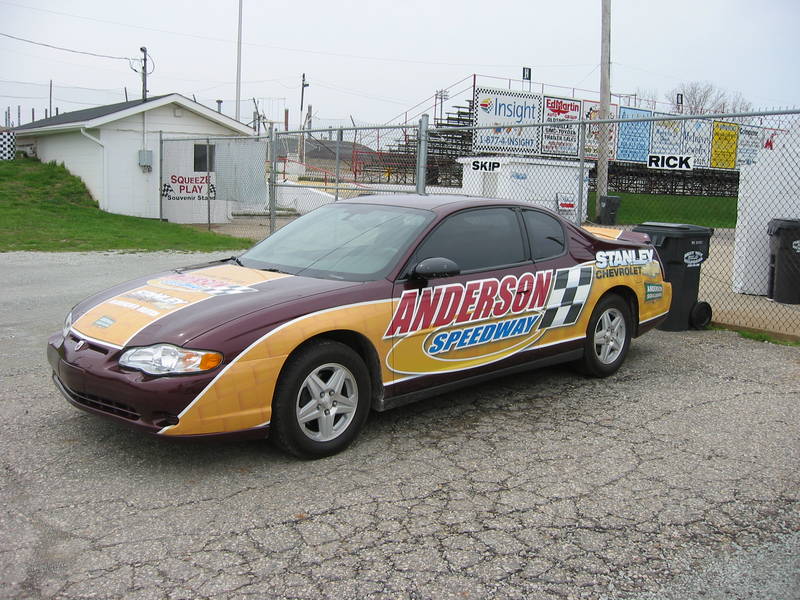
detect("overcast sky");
top-left (2, 0), bottom-right (798, 129)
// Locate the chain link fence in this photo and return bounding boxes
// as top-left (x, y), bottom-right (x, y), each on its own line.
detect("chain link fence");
top-left (160, 109), bottom-right (800, 338)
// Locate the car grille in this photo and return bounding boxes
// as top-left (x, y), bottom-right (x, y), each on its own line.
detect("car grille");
top-left (57, 378), bottom-right (140, 421)
top-left (67, 332), bottom-right (110, 355)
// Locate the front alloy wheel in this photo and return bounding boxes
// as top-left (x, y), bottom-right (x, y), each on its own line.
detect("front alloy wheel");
top-left (296, 363), bottom-right (359, 443)
top-left (272, 339), bottom-right (370, 459)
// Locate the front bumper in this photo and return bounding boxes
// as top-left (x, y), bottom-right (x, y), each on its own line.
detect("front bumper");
top-left (47, 332), bottom-right (269, 441)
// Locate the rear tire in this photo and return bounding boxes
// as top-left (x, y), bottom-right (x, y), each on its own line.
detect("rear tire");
top-left (580, 294), bottom-right (632, 378)
top-left (271, 339), bottom-right (370, 459)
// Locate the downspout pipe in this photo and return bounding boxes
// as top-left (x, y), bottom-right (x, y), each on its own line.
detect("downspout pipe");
top-left (80, 128), bottom-right (106, 210)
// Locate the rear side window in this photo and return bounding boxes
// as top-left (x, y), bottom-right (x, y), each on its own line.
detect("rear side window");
top-left (413, 208), bottom-right (526, 272)
top-left (523, 210), bottom-right (566, 261)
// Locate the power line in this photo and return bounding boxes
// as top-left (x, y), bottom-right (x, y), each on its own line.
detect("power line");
top-left (0, 94), bottom-right (105, 105)
top-left (314, 80), bottom-right (410, 106)
top-left (0, 78), bottom-right (120, 92)
top-left (0, 31), bottom-right (134, 61)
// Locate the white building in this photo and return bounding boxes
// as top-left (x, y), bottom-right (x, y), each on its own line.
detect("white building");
top-left (14, 94), bottom-right (253, 220)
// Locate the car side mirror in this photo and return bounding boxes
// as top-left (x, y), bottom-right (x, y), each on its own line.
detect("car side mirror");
top-left (412, 257), bottom-right (460, 279)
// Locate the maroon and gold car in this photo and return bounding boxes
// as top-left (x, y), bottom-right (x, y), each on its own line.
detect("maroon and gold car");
top-left (48, 194), bottom-right (671, 458)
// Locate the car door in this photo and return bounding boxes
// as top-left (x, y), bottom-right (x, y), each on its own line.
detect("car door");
top-left (385, 206), bottom-right (553, 396)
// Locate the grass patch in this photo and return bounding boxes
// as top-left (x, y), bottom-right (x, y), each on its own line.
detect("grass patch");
top-left (587, 191), bottom-right (737, 228)
top-left (710, 325), bottom-right (800, 346)
top-left (0, 156), bottom-right (254, 252)
top-left (734, 330), bottom-right (800, 346)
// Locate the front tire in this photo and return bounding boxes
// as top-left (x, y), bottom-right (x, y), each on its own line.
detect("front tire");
top-left (580, 294), bottom-right (632, 378)
top-left (271, 339), bottom-right (370, 459)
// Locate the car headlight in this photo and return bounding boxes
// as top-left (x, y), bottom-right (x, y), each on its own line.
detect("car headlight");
top-left (119, 344), bottom-right (223, 376)
top-left (63, 311), bottom-right (73, 338)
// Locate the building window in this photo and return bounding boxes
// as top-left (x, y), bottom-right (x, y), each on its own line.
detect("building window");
top-left (193, 144), bottom-right (215, 172)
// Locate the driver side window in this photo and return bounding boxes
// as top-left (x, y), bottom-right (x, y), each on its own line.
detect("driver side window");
top-left (411, 208), bottom-right (526, 273)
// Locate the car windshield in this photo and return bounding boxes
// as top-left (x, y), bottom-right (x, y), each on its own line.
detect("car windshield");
top-left (239, 202), bottom-right (434, 281)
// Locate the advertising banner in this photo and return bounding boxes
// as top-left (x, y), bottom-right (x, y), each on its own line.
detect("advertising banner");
top-left (681, 120), bottom-right (712, 167)
top-left (711, 121), bottom-right (740, 169)
top-left (542, 96), bottom-right (581, 156)
top-left (650, 113), bottom-right (683, 155)
top-left (581, 100), bottom-right (617, 160)
top-left (472, 86), bottom-right (543, 156)
top-left (736, 126), bottom-right (761, 167)
top-left (616, 106), bottom-right (652, 163)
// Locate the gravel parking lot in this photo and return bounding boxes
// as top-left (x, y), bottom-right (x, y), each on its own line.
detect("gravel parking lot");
top-left (1, 252), bottom-right (798, 600)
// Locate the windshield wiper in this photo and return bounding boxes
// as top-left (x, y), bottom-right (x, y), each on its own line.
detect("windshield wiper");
top-left (176, 255), bottom-right (242, 273)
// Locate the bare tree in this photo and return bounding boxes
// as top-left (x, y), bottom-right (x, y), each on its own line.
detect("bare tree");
top-left (665, 81), bottom-right (752, 115)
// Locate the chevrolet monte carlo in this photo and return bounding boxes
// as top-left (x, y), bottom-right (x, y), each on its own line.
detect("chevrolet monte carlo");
top-left (48, 195), bottom-right (672, 458)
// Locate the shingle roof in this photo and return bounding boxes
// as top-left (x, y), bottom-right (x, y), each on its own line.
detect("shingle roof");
top-left (14, 94), bottom-right (171, 131)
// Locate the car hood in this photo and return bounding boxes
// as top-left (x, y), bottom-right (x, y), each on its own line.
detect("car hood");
top-left (69, 263), bottom-right (361, 348)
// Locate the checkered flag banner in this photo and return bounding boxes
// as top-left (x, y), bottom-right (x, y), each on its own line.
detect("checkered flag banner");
top-left (0, 131), bottom-right (15, 161)
top-left (160, 183), bottom-right (174, 197)
top-left (208, 183), bottom-right (216, 199)
top-left (539, 265), bottom-right (594, 329)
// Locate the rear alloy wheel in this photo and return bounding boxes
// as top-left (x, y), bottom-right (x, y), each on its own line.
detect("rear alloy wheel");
top-left (272, 340), bottom-right (370, 459)
top-left (581, 294), bottom-right (632, 377)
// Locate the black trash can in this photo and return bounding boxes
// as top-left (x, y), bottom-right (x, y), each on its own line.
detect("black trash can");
top-left (767, 218), bottom-right (800, 304)
top-left (598, 195), bottom-right (621, 225)
top-left (632, 222), bottom-right (714, 331)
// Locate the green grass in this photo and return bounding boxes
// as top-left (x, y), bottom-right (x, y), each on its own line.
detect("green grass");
top-left (710, 325), bottom-right (800, 345)
top-left (0, 156), bottom-right (254, 252)
top-left (587, 191), bottom-right (738, 229)
top-left (734, 330), bottom-right (800, 346)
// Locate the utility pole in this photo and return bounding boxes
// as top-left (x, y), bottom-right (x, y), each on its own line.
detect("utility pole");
top-left (596, 0), bottom-right (611, 217)
top-left (234, 0), bottom-right (243, 121)
top-left (299, 74), bottom-right (310, 164)
top-left (140, 46), bottom-right (148, 100)
top-left (300, 73), bottom-right (309, 127)
top-left (49, 80), bottom-right (52, 116)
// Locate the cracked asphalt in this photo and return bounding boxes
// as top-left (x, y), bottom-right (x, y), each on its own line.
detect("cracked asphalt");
top-left (1, 252), bottom-right (798, 600)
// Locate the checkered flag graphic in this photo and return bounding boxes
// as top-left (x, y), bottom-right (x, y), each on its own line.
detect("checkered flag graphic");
top-left (161, 183), bottom-right (174, 197)
top-left (203, 284), bottom-right (255, 296)
top-left (539, 265), bottom-right (594, 329)
top-left (208, 183), bottom-right (217, 199)
top-left (0, 132), bottom-right (16, 161)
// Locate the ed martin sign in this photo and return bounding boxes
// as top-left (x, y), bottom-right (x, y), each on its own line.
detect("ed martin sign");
top-left (647, 154), bottom-right (694, 170)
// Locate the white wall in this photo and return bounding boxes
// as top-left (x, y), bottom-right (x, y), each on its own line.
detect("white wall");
top-left (100, 127), bottom-right (158, 218)
top-left (459, 156), bottom-right (590, 222)
top-left (732, 123), bottom-right (800, 295)
top-left (114, 104), bottom-right (237, 137)
top-left (34, 131), bottom-right (103, 202)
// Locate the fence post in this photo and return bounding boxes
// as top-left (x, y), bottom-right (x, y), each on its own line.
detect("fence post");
top-left (416, 114), bottom-right (429, 195)
top-left (268, 126), bottom-right (278, 235)
top-left (206, 138), bottom-right (211, 231)
top-left (576, 121), bottom-right (586, 227)
top-left (334, 128), bottom-right (342, 202)
top-left (158, 130), bottom-right (163, 221)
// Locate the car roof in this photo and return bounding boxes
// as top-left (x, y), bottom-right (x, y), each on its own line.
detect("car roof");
top-left (342, 193), bottom-right (539, 214)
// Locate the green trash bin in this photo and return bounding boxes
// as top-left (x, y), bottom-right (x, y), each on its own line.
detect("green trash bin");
top-left (632, 222), bottom-right (714, 331)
